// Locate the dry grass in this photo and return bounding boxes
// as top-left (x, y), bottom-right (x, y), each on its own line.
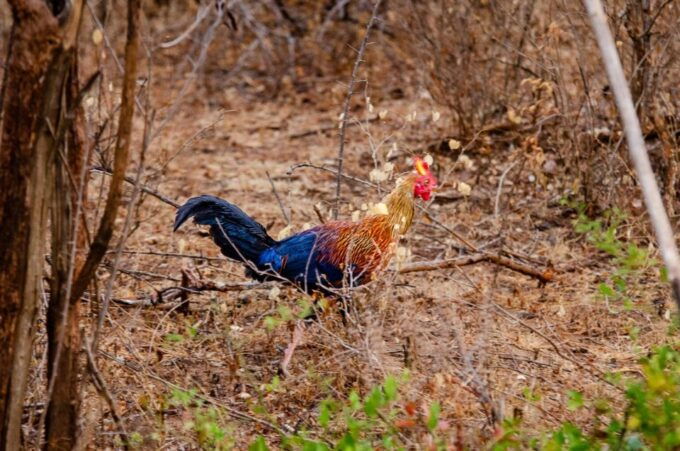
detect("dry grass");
top-left (5, 0), bottom-right (678, 448)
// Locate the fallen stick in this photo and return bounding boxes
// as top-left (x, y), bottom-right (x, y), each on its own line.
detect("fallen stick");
top-left (398, 252), bottom-right (554, 284)
top-left (397, 254), bottom-right (486, 273)
top-left (106, 249), bottom-right (224, 261)
top-left (115, 251), bottom-right (552, 309)
top-left (113, 280), bottom-right (271, 307)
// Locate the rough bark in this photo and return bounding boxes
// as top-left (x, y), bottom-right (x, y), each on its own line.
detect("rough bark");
top-left (0, 1), bottom-right (61, 449)
top-left (43, 0), bottom-right (138, 448)
top-left (45, 49), bottom-right (88, 451)
top-left (33, 2), bottom-right (90, 449)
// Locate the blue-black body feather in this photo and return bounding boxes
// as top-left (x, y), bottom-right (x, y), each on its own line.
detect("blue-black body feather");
top-left (174, 195), bottom-right (343, 292)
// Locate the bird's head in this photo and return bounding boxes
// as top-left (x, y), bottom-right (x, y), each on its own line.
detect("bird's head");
top-left (412, 156), bottom-right (437, 201)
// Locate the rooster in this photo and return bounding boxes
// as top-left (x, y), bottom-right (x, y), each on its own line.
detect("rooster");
top-left (173, 157), bottom-right (437, 294)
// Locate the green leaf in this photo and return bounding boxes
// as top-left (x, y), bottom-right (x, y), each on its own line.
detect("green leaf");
top-left (170, 388), bottom-right (196, 407)
top-left (302, 441), bottom-right (330, 451)
top-left (164, 333), bottom-right (184, 343)
top-left (348, 391), bottom-right (361, 411)
top-left (598, 283), bottom-right (615, 298)
top-left (319, 400), bottom-right (332, 428)
top-left (277, 304), bottom-right (293, 322)
top-left (364, 387), bottom-right (384, 418)
top-left (427, 401), bottom-right (440, 431)
top-left (248, 435), bottom-right (269, 451)
top-left (383, 376), bottom-right (398, 402)
top-left (567, 390), bottom-right (584, 411)
top-left (263, 316), bottom-right (278, 331)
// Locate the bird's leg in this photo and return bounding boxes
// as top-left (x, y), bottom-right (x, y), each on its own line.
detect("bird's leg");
top-left (279, 319), bottom-right (305, 377)
top-left (180, 267), bottom-right (201, 288)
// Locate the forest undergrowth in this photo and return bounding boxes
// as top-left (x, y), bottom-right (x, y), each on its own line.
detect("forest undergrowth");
top-left (2, 0), bottom-right (679, 449)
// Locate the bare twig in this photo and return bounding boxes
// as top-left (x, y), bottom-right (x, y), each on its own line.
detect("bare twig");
top-left (333, 0), bottom-right (382, 219)
top-left (419, 207), bottom-right (480, 252)
top-left (83, 339), bottom-right (129, 448)
top-left (397, 254), bottom-right (487, 273)
top-left (491, 302), bottom-right (621, 391)
top-left (159, 2), bottom-right (212, 49)
top-left (91, 166), bottom-right (180, 209)
top-left (92, 109), bottom-right (151, 349)
top-left (494, 160), bottom-right (518, 218)
top-left (584, 0), bottom-right (680, 312)
top-left (113, 280), bottom-right (271, 308)
top-left (115, 251), bottom-right (550, 311)
top-left (289, 114), bottom-right (379, 140)
top-left (105, 249), bottom-right (224, 261)
top-left (313, 203), bottom-right (327, 224)
top-left (70, 0), bottom-right (140, 305)
top-left (289, 162), bottom-right (373, 187)
top-left (266, 170), bottom-right (290, 224)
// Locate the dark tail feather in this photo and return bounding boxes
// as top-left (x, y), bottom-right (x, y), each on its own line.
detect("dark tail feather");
top-left (174, 195), bottom-right (276, 263)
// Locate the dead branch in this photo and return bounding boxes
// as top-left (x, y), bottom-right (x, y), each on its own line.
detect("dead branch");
top-left (313, 203), bottom-right (327, 224)
top-left (93, 108), bottom-right (150, 349)
top-left (585, 0), bottom-right (680, 312)
top-left (333, 0), bottom-right (382, 219)
top-left (398, 253), bottom-right (553, 284)
top-left (105, 249), bottom-right (224, 261)
top-left (113, 279), bottom-right (271, 308)
top-left (289, 162), bottom-right (375, 187)
top-left (494, 160), bottom-right (518, 218)
top-left (83, 339), bottom-right (129, 449)
top-left (115, 252), bottom-right (550, 311)
top-left (398, 254), bottom-right (487, 273)
top-left (91, 166), bottom-right (180, 209)
top-left (491, 302), bottom-right (622, 392)
top-left (159, 2), bottom-right (212, 49)
top-left (70, 0), bottom-right (140, 305)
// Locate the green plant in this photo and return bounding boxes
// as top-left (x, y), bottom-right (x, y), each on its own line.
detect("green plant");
top-left (169, 388), bottom-right (234, 450)
top-left (569, 203), bottom-right (658, 308)
top-left (263, 299), bottom-right (314, 331)
top-left (493, 346), bottom-right (680, 450)
top-left (164, 320), bottom-right (201, 343)
top-left (247, 371), bottom-right (447, 450)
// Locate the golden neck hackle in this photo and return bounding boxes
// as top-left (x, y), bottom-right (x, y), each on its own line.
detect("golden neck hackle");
top-left (380, 174), bottom-right (416, 236)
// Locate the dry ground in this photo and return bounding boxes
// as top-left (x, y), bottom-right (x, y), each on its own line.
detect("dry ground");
top-left (30, 75), bottom-right (667, 449)
top-left (6, 6), bottom-right (672, 443)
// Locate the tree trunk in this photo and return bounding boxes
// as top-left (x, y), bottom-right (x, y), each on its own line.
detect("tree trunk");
top-left (34, 2), bottom-right (88, 449)
top-left (0, 0), bottom-right (88, 448)
top-left (45, 49), bottom-right (88, 451)
top-left (0, 1), bottom-right (61, 449)
top-left (44, 0), bottom-right (139, 447)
